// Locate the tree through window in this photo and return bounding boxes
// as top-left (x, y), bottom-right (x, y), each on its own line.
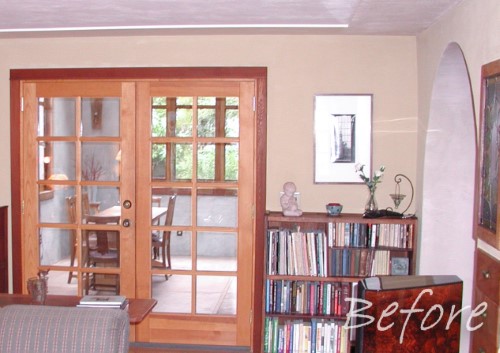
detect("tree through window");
top-left (151, 96), bottom-right (239, 182)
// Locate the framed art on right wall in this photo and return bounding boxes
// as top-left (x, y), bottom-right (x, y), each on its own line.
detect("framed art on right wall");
top-left (477, 58), bottom-right (500, 249)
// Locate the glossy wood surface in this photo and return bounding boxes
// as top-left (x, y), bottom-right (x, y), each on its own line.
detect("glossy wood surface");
top-left (471, 249), bottom-right (500, 353)
top-left (475, 249), bottom-right (500, 303)
top-left (360, 281), bottom-right (462, 353)
top-left (0, 293), bottom-right (156, 324)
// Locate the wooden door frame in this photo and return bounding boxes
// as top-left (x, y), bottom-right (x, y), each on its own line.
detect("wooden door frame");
top-left (0, 206), bottom-right (8, 293)
top-left (10, 67), bottom-right (267, 351)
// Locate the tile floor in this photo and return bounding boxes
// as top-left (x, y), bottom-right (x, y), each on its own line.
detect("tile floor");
top-left (48, 256), bottom-right (237, 315)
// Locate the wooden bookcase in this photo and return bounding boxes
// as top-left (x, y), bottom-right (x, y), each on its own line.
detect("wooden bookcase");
top-left (262, 211), bottom-right (418, 353)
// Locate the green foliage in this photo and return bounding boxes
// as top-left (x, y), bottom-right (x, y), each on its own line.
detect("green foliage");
top-left (151, 96), bottom-right (239, 181)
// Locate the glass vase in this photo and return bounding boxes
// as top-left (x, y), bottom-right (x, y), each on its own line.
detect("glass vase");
top-left (365, 187), bottom-right (378, 212)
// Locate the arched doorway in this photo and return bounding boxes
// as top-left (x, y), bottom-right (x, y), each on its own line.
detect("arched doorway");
top-left (420, 42), bottom-right (476, 352)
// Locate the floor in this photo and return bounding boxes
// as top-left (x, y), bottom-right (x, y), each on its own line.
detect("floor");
top-left (49, 255), bottom-right (237, 315)
top-left (128, 343), bottom-right (250, 353)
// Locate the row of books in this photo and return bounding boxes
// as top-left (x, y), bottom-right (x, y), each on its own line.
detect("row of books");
top-left (77, 295), bottom-right (128, 309)
top-left (267, 229), bottom-right (410, 277)
top-left (263, 317), bottom-right (349, 353)
top-left (267, 229), bottom-right (328, 277)
top-left (330, 249), bottom-right (409, 277)
top-left (327, 222), bottom-right (414, 249)
top-left (265, 280), bottom-right (355, 317)
top-left (329, 248), bottom-right (374, 277)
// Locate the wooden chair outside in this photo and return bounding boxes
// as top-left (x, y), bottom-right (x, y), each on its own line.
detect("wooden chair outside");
top-left (67, 193), bottom-right (101, 283)
top-left (82, 192), bottom-right (101, 218)
top-left (152, 195), bottom-right (176, 279)
top-left (84, 215), bottom-right (120, 294)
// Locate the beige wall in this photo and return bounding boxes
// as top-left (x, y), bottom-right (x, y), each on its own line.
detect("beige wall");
top-left (416, 0), bottom-right (500, 351)
top-left (417, 0), bottom-right (500, 186)
top-left (0, 34), bottom-right (418, 215)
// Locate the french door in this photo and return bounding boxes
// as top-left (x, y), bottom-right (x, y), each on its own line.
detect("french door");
top-left (14, 69), bottom-right (266, 349)
top-left (21, 81), bottom-right (136, 298)
top-left (134, 80), bottom-right (255, 345)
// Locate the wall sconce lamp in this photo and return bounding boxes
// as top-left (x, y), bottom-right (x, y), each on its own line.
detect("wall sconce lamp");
top-left (390, 174), bottom-right (414, 214)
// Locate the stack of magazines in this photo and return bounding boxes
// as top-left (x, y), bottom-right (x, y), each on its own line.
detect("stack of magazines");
top-left (77, 295), bottom-right (128, 309)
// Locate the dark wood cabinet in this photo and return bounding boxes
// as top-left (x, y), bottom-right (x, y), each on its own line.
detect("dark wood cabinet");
top-left (471, 58), bottom-right (500, 353)
top-left (471, 249), bottom-right (499, 353)
top-left (357, 275), bottom-right (462, 353)
top-left (0, 206), bottom-right (8, 293)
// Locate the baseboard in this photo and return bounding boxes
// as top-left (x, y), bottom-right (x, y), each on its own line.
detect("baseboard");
top-left (129, 342), bottom-right (250, 352)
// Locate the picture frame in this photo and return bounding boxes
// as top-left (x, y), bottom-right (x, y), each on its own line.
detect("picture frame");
top-left (314, 94), bottom-right (373, 183)
top-left (478, 60), bottom-right (500, 238)
top-left (390, 257), bottom-right (409, 276)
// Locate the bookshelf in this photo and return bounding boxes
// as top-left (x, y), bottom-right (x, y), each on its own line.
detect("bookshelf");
top-left (263, 211), bottom-right (418, 353)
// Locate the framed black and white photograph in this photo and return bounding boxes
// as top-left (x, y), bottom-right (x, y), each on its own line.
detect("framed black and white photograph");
top-left (314, 94), bottom-right (372, 183)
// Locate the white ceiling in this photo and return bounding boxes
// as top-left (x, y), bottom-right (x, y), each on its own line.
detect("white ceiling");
top-left (0, 0), bottom-right (464, 37)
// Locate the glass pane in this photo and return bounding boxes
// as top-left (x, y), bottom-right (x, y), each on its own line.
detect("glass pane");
top-left (197, 144), bottom-right (215, 180)
top-left (198, 97), bottom-right (216, 105)
top-left (225, 143), bottom-right (239, 181)
top-left (151, 98), bottom-right (167, 138)
top-left (46, 270), bottom-right (78, 296)
top-left (85, 274), bottom-right (120, 295)
top-left (196, 276), bottom-right (236, 315)
top-left (39, 186), bottom-right (76, 224)
top-left (81, 190), bottom-right (102, 218)
top-left (81, 142), bottom-right (121, 182)
top-left (152, 189), bottom-right (192, 226)
top-left (38, 98), bottom-right (76, 137)
top-left (152, 274), bottom-right (192, 313)
top-left (81, 98), bottom-right (120, 137)
top-left (152, 143), bottom-right (166, 179)
top-left (197, 232), bottom-right (237, 271)
top-left (197, 189), bottom-right (238, 228)
top-left (152, 229), bottom-right (192, 271)
top-left (153, 97), bottom-right (166, 105)
top-left (83, 227), bottom-right (120, 269)
top-left (151, 194), bottom-right (173, 226)
top-left (225, 97), bottom-right (239, 138)
top-left (40, 228), bottom-right (75, 266)
top-left (171, 230), bottom-right (192, 270)
top-left (198, 97), bottom-right (216, 138)
top-left (175, 143), bottom-right (193, 180)
top-left (152, 97), bottom-right (194, 137)
top-left (38, 142), bottom-right (76, 181)
top-left (176, 97), bottom-right (193, 137)
top-left (82, 186), bottom-right (120, 215)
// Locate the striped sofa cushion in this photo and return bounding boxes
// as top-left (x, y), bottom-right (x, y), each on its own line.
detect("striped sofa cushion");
top-left (0, 305), bottom-right (129, 353)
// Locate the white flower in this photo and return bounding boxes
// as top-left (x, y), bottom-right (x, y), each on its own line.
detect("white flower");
top-left (355, 164), bottom-right (385, 190)
top-left (374, 167), bottom-right (385, 178)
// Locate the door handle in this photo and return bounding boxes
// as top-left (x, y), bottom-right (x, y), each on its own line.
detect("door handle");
top-left (122, 219), bottom-right (131, 227)
top-left (123, 200), bottom-right (132, 209)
